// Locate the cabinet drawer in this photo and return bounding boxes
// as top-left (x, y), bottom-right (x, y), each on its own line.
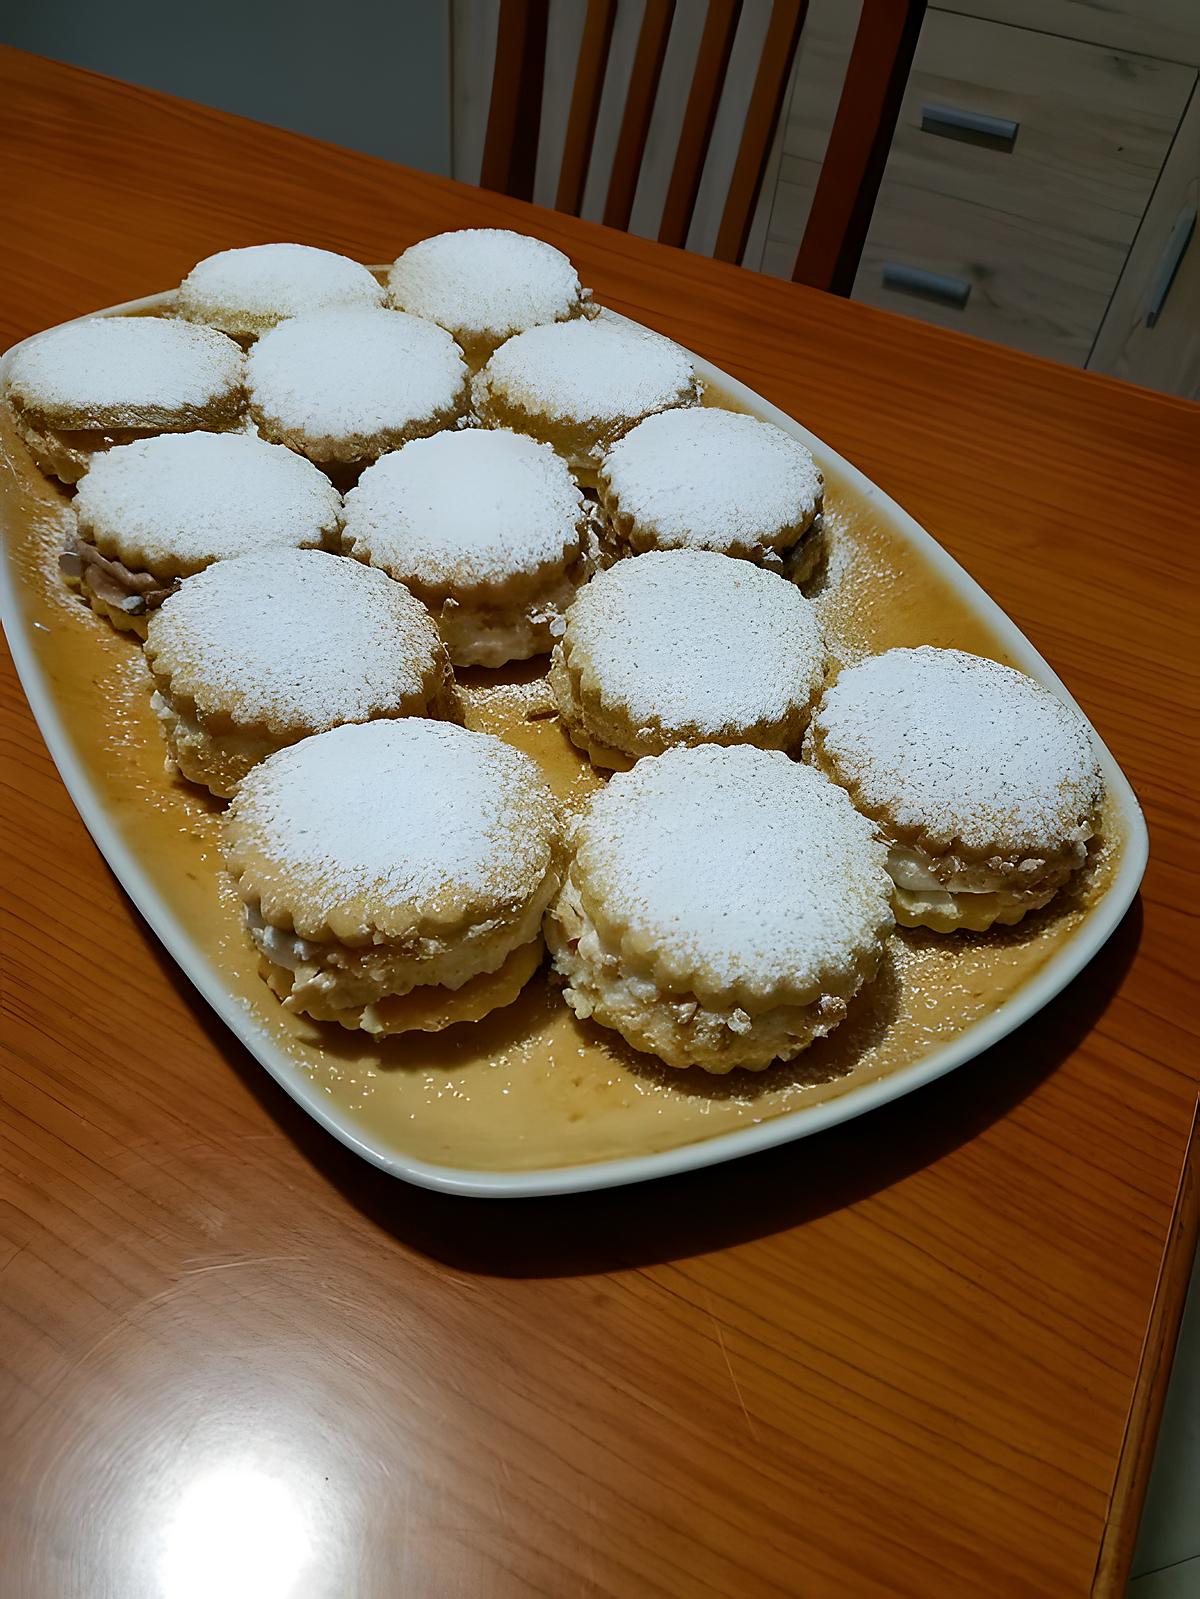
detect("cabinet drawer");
top-left (1089, 87), bottom-right (1200, 398)
top-left (852, 11), bottom-right (1195, 366)
top-left (943, 2), bottom-right (1200, 67)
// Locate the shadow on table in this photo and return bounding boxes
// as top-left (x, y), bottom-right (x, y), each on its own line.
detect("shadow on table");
top-left (144, 890), bottom-right (1143, 1278)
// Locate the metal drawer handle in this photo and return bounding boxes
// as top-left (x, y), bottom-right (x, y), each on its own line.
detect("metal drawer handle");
top-left (1146, 206), bottom-right (1196, 327)
top-left (921, 104), bottom-right (1019, 152)
top-left (881, 263), bottom-right (971, 308)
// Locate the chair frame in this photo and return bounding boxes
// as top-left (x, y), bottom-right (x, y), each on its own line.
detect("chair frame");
top-left (479, 0), bottom-right (926, 295)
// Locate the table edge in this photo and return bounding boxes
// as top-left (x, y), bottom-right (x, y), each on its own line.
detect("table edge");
top-left (1094, 1098), bottom-right (1200, 1596)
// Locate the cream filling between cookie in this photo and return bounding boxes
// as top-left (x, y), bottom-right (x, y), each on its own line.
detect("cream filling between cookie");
top-left (151, 691), bottom-right (278, 790)
top-left (546, 875), bottom-right (852, 1072)
top-left (61, 535), bottom-right (178, 617)
top-left (886, 841), bottom-right (1087, 928)
top-left (244, 886), bottom-right (555, 1011)
top-left (11, 399), bottom-right (173, 482)
top-left (598, 510), bottom-right (822, 577)
top-left (438, 564), bottom-right (587, 667)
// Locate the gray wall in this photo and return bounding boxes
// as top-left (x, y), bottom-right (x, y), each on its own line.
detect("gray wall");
top-left (2, 0), bottom-right (452, 175)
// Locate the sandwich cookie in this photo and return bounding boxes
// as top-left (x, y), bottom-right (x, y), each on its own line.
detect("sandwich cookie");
top-left (546, 744), bottom-right (893, 1072)
top-left (246, 307), bottom-right (470, 479)
top-left (343, 428), bottom-right (596, 667)
top-left (598, 407), bottom-right (825, 583)
top-left (225, 719), bottom-right (564, 1034)
top-left (178, 242), bottom-right (385, 339)
top-left (472, 313), bottom-right (700, 473)
top-left (549, 548), bottom-right (825, 767)
top-left (144, 547), bottom-right (454, 797)
top-left (64, 430), bottom-right (342, 634)
top-left (805, 646), bottom-right (1105, 931)
top-left (387, 228), bottom-right (589, 366)
top-left (4, 315), bottom-right (244, 483)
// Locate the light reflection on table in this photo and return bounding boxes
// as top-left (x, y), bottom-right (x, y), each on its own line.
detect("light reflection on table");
top-left (158, 1460), bottom-right (313, 1599)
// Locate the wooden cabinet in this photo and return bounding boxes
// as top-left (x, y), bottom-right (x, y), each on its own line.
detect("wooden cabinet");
top-left (756, 0), bottom-right (1200, 397)
top-left (851, 11), bottom-right (1194, 367)
top-left (944, 1), bottom-right (1200, 65)
top-left (1089, 87), bottom-right (1200, 399)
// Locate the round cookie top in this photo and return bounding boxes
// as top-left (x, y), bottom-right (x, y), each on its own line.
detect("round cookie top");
top-left (600, 408), bottom-right (823, 555)
top-left (573, 744), bottom-right (892, 1005)
top-left (810, 647), bottom-right (1104, 855)
top-left (475, 314), bottom-right (697, 428)
top-left (144, 548), bottom-right (447, 735)
top-left (561, 549), bottom-right (824, 740)
top-left (178, 243), bottom-right (385, 336)
top-left (226, 719), bottom-right (561, 943)
top-left (387, 229), bottom-right (583, 353)
top-left (5, 316), bottom-right (243, 429)
top-left (246, 308), bottom-right (468, 461)
top-left (74, 431), bottom-right (342, 578)
top-left (344, 428), bottom-right (586, 597)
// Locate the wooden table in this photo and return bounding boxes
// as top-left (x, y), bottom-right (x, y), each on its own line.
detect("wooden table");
top-left (1, 46), bottom-right (1197, 1599)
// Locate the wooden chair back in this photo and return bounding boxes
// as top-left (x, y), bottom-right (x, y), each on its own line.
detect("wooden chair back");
top-left (480, 0), bottom-right (927, 295)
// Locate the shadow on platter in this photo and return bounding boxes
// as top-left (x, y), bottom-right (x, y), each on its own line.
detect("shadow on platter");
top-left (133, 863), bottom-right (1143, 1275)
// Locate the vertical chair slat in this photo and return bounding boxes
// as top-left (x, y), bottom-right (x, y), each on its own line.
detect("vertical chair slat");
top-left (792, 0), bottom-right (926, 294)
top-left (658, 0), bottom-right (744, 250)
top-left (713, 0), bottom-right (808, 265)
top-left (480, 0), bottom-right (550, 202)
top-left (556, 0), bottom-right (618, 216)
top-left (602, 0), bottom-right (677, 232)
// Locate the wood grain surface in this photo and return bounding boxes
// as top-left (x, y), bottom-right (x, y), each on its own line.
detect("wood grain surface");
top-left (1, 46), bottom-right (1197, 1599)
top-left (1089, 84), bottom-right (1200, 400)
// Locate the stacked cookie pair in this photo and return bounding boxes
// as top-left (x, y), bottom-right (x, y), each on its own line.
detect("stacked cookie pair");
top-left (4, 316), bottom-right (244, 485)
top-left (541, 398), bottom-right (828, 765)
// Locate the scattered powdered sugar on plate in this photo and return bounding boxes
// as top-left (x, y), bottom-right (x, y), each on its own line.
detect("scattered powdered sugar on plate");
top-left (344, 429), bottom-right (585, 590)
top-left (75, 431), bottom-right (342, 575)
top-left (477, 313), bottom-right (697, 424)
top-left (179, 243), bottom-right (385, 327)
top-left (228, 719), bottom-right (558, 918)
top-left (812, 646), bottom-right (1104, 853)
top-left (601, 408), bottom-right (822, 545)
top-left (146, 548), bottom-right (444, 729)
top-left (576, 745), bottom-right (892, 994)
top-left (388, 229), bottom-right (582, 341)
top-left (4, 317), bottom-right (243, 420)
top-left (807, 504), bottom-right (891, 662)
top-left (564, 549), bottom-right (824, 732)
top-left (247, 308), bottom-right (466, 441)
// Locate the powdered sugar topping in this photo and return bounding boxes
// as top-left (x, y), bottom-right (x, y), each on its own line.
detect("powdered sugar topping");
top-left (388, 229), bottom-right (582, 343)
top-left (179, 243), bottom-right (385, 331)
top-left (812, 647), bottom-right (1104, 853)
top-left (602, 408), bottom-right (822, 549)
top-left (228, 719), bottom-right (558, 923)
top-left (564, 549), bottom-right (824, 734)
top-left (146, 548), bottom-right (444, 729)
top-left (476, 313), bottom-right (697, 425)
top-left (75, 431), bottom-right (341, 575)
top-left (344, 428), bottom-right (586, 592)
top-left (576, 745), bottom-right (891, 994)
top-left (5, 316), bottom-right (243, 423)
top-left (247, 308), bottom-right (467, 446)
